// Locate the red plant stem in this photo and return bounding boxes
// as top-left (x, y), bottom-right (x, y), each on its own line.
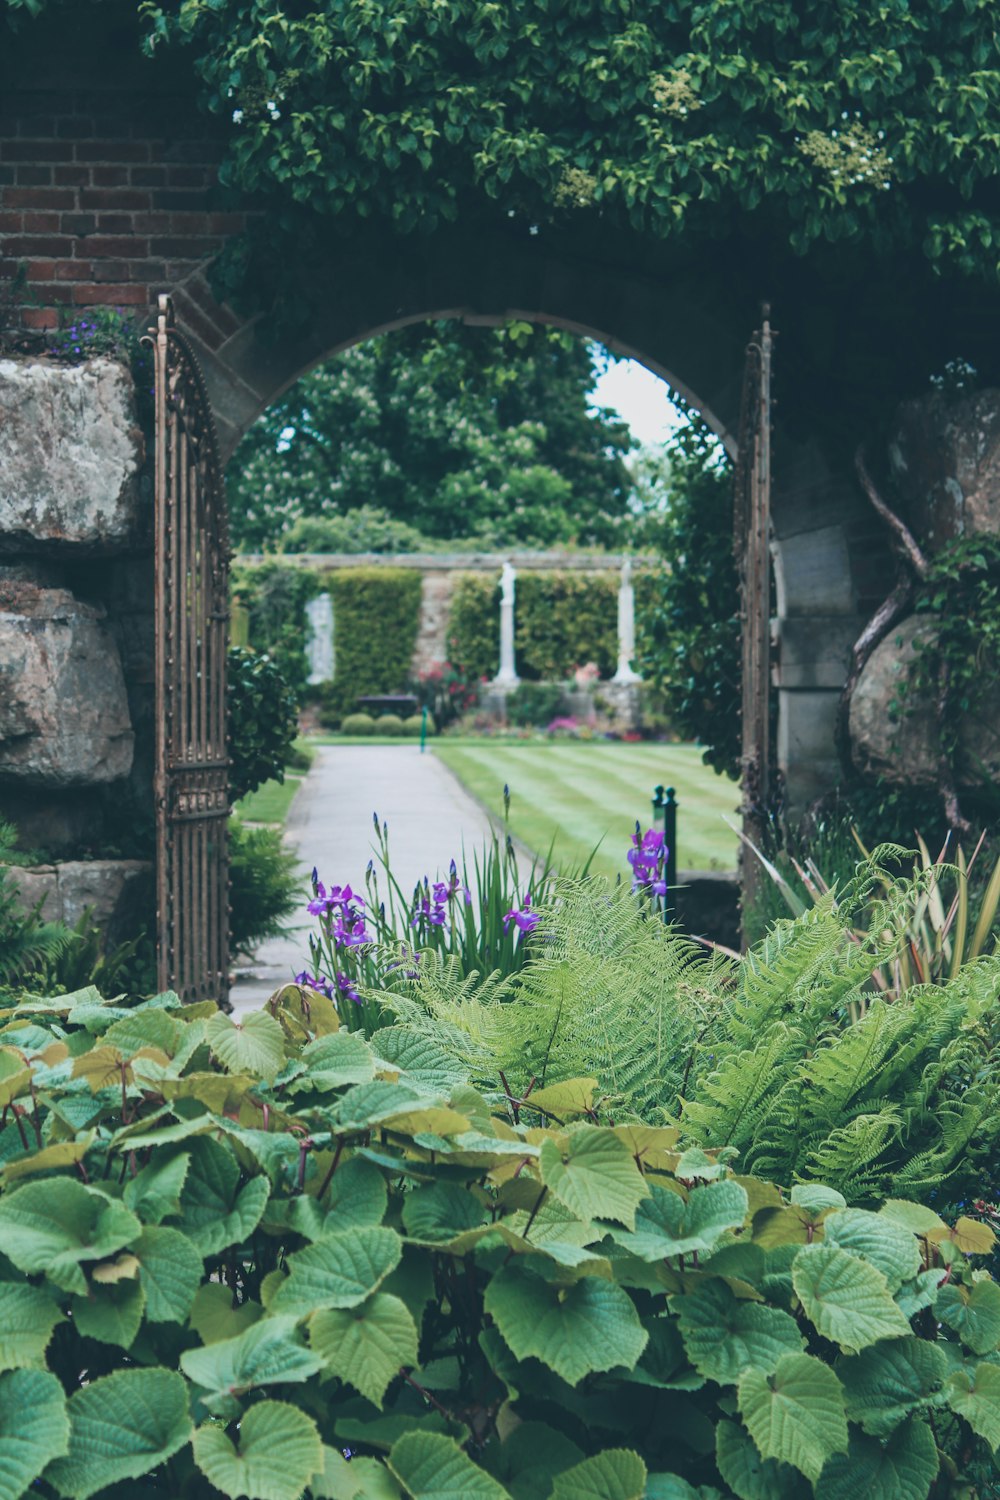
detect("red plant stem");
top-left (11, 1107), bottom-right (28, 1152)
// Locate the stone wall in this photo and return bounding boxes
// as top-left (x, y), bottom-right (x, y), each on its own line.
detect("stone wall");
top-left (0, 353), bottom-right (154, 936)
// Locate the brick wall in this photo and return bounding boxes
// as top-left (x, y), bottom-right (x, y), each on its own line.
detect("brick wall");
top-left (0, 4), bottom-right (244, 341)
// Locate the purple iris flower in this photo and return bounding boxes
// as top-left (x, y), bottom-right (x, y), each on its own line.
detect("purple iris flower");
top-left (503, 893), bottom-right (540, 935)
top-left (628, 826), bottom-right (668, 895)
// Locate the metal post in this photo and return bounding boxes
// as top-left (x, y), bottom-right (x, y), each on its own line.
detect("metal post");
top-left (652, 784), bottom-right (678, 924)
top-left (420, 704), bottom-right (428, 754)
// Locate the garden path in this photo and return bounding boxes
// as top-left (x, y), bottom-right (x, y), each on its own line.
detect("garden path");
top-left (229, 744), bottom-right (526, 1014)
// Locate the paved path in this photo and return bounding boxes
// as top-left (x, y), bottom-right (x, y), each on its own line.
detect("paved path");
top-left (230, 745), bottom-right (522, 1013)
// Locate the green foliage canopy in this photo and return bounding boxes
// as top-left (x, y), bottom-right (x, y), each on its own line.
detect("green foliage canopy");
top-left (228, 645), bottom-right (299, 803)
top-left (131, 0), bottom-right (1000, 299)
top-left (226, 323), bottom-right (633, 552)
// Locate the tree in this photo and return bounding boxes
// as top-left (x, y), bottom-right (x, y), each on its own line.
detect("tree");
top-left (226, 321), bottom-right (634, 552)
top-left (636, 420), bottom-right (740, 778)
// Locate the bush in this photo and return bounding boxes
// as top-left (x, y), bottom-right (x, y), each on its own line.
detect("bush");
top-left (447, 572), bottom-right (499, 681)
top-left (228, 645), bottom-right (299, 802)
top-left (375, 713), bottom-right (406, 736)
top-left (0, 979), bottom-right (995, 1500)
top-left (325, 567), bottom-right (423, 720)
top-left (278, 505), bottom-right (431, 555)
top-left (339, 711), bottom-right (376, 735)
top-left (228, 818), bottom-right (302, 956)
top-left (403, 712), bottom-right (435, 736)
top-left (230, 561), bottom-right (323, 702)
top-left (516, 570), bottom-right (618, 679)
top-left (506, 681), bottom-right (564, 727)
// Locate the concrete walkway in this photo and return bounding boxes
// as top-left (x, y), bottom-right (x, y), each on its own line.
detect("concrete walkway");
top-left (230, 745), bottom-right (521, 1013)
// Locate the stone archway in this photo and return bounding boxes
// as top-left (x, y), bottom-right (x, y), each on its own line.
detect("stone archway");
top-left (174, 222), bottom-right (870, 813)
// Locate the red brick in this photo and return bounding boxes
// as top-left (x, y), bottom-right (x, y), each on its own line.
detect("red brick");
top-left (131, 212), bottom-right (171, 234)
top-left (21, 307), bottom-right (58, 329)
top-left (131, 167), bottom-right (168, 188)
top-left (56, 259), bottom-right (90, 279)
top-left (92, 167), bottom-right (130, 188)
top-left (1, 142), bottom-right (68, 163)
top-left (25, 280), bottom-right (71, 303)
top-left (7, 236), bottom-right (67, 256)
top-left (95, 214), bottom-right (135, 233)
top-left (208, 212), bottom-right (245, 236)
top-left (93, 260), bottom-right (132, 282)
top-left (73, 283), bottom-right (148, 305)
top-left (75, 142), bottom-right (151, 164)
top-left (170, 212), bottom-right (212, 234)
top-left (6, 188), bottom-right (76, 209)
top-left (14, 167), bottom-right (54, 186)
top-left (54, 166), bottom-right (91, 187)
top-left (22, 212), bottom-right (60, 233)
top-left (61, 213), bottom-right (97, 235)
top-left (79, 189), bottom-right (151, 210)
top-left (149, 236), bottom-right (220, 258)
top-left (85, 235), bottom-right (145, 257)
top-left (0, 212), bottom-right (23, 233)
top-left (167, 166), bottom-right (208, 188)
top-left (24, 260), bottom-right (57, 281)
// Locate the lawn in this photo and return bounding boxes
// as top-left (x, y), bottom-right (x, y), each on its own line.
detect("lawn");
top-left (433, 741), bottom-right (739, 878)
top-left (233, 740), bottom-right (316, 824)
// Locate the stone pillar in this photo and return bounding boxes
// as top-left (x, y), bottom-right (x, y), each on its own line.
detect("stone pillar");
top-left (493, 561), bottom-right (520, 688)
top-left (612, 557), bottom-right (641, 684)
top-left (305, 591), bottom-right (334, 684)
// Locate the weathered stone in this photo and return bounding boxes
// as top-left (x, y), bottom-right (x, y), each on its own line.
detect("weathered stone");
top-left (888, 388), bottom-right (1000, 552)
top-left (6, 859), bottom-right (153, 945)
top-left (0, 578), bottom-right (133, 786)
top-left (848, 614), bottom-right (1000, 786)
top-left (0, 356), bottom-right (144, 552)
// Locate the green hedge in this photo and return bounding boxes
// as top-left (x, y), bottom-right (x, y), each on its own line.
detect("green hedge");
top-left (447, 572), bottom-right (499, 681)
top-left (326, 566), bottom-right (422, 720)
top-left (230, 561), bottom-right (323, 702)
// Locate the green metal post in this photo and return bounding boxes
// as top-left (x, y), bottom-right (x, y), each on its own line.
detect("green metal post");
top-left (420, 705), bottom-right (428, 753)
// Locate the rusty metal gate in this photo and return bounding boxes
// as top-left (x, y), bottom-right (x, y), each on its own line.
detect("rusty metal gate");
top-left (734, 308), bottom-right (775, 943)
top-left (148, 294), bottom-right (231, 1004)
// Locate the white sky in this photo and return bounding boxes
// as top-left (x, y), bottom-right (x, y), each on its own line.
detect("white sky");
top-left (589, 357), bottom-right (686, 447)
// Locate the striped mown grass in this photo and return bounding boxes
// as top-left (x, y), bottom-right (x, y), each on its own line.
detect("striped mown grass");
top-left (433, 741), bottom-right (738, 879)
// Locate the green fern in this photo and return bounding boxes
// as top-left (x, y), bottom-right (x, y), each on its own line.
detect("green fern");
top-left (0, 822), bottom-right (75, 991)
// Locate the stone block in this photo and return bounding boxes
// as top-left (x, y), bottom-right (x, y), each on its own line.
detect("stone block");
top-left (889, 388), bottom-right (1000, 552)
top-left (777, 615), bottom-right (862, 690)
top-left (0, 576), bottom-right (133, 786)
top-left (774, 526), bottom-right (855, 616)
top-left (0, 355), bottom-right (144, 552)
top-left (6, 858), bottom-right (153, 945)
top-left (777, 688), bottom-right (842, 813)
top-left (848, 614), bottom-right (1000, 787)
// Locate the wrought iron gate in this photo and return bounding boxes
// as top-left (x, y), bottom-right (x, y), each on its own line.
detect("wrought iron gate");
top-left (733, 308), bottom-right (775, 943)
top-left (149, 294), bottom-right (231, 1004)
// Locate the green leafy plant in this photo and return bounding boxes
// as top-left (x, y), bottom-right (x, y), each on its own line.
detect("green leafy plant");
top-left (228, 645), bottom-right (300, 803)
top-left (229, 819), bottom-right (303, 958)
top-left (231, 562), bottom-right (325, 703)
top-left (506, 683), bottom-right (566, 728)
top-left (0, 823), bottom-right (73, 993)
top-left (338, 712), bottom-right (376, 735)
top-left (375, 714), bottom-right (406, 737)
top-left (0, 977), bottom-right (995, 1497)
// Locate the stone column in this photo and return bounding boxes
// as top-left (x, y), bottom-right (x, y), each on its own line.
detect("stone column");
top-left (305, 591), bottom-right (334, 684)
top-left (612, 558), bottom-right (641, 684)
top-left (493, 561), bottom-right (520, 688)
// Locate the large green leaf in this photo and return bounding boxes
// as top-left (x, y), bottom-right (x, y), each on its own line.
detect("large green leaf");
top-left (310, 1293), bottom-right (418, 1407)
top-left (482, 1423), bottom-right (583, 1500)
top-left (388, 1432), bottom-right (511, 1500)
top-left (814, 1417), bottom-right (939, 1500)
top-left (484, 1261), bottom-right (647, 1386)
top-left (136, 1225), bottom-right (203, 1322)
top-left (401, 1182), bottom-right (488, 1244)
top-left (47, 1368), bottom-right (191, 1500)
top-left (738, 1352), bottom-right (848, 1483)
top-left (310, 1446), bottom-right (403, 1498)
top-left (123, 1151), bottom-right (190, 1224)
top-left (715, 1420), bottom-right (800, 1500)
top-left (72, 1279), bottom-right (145, 1349)
top-left (0, 1282), bottom-right (63, 1371)
top-left (102, 1009), bottom-right (182, 1057)
top-left (539, 1128), bottom-right (649, 1229)
top-left (181, 1315), bottom-right (323, 1408)
top-left (194, 1400), bottom-right (323, 1500)
top-left (548, 1449), bottom-right (647, 1500)
top-left (178, 1137), bottom-right (270, 1255)
top-left (298, 1030), bottom-right (377, 1091)
top-left (290, 1157), bottom-right (387, 1239)
top-left (936, 1278), bottom-right (1000, 1355)
top-left (674, 1280), bottom-right (804, 1384)
top-left (821, 1210), bottom-right (921, 1292)
top-left (613, 1181), bottom-right (748, 1263)
top-left (370, 1027), bottom-right (468, 1095)
top-left (838, 1338), bottom-right (949, 1436)
top-left (946, 1362), bottom-right (1000, 1449)
top-left (189, 1283), bottom-right (263, 1345)
top-left (0, 1369), bottom-right (69, 1500)
top-left (272, 1228), bottom-right (403, 1316)
top-left (0, 1179), bottom-right (141, 1295)
top-left (205, 1008), bottom-right (286, 1080)
top-left (792, 1244), bottom-right (911, 1353)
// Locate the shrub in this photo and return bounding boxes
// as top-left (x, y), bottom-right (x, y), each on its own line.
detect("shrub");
top-left (228, 645), bottom-right (299, 802)
top-left (403, 712), bottom-right (435, 736)
top-left (228, 818), bottom-right (302, 956)
top-left (326, 567), bottom-right (422, 720)
top-left (375, 713), bottom-right (406, 736)
top-left (516, 570), bottom-right (618, 679)
top-left (230, 561), bottom-right (323, 702)
top-left (0, 980), bottom-right (995, 1499)
top-left (339, 711), bottom-right (376, 735)
top-left (506, 681), bottom-right (564, 727)
top-left (278, 505), bottom-right (431, 554)
top-left (447, 572), bottom-right (499, 682)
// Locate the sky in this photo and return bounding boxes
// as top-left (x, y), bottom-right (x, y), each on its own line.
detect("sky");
top-left (589, 357), bottom-right (687, 447)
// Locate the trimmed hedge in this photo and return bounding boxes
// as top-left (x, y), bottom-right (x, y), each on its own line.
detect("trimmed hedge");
top-left (447, 572), bottom-right (499, 682)
top-left (327, 566), bottom-right (423, 718)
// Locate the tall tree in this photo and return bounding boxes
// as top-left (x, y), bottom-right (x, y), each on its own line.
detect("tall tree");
top-left (226, 322), bottom-right (633, 552)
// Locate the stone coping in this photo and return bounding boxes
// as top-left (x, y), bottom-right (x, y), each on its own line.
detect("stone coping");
top-left (235, 551), bottom-right (658, 573)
